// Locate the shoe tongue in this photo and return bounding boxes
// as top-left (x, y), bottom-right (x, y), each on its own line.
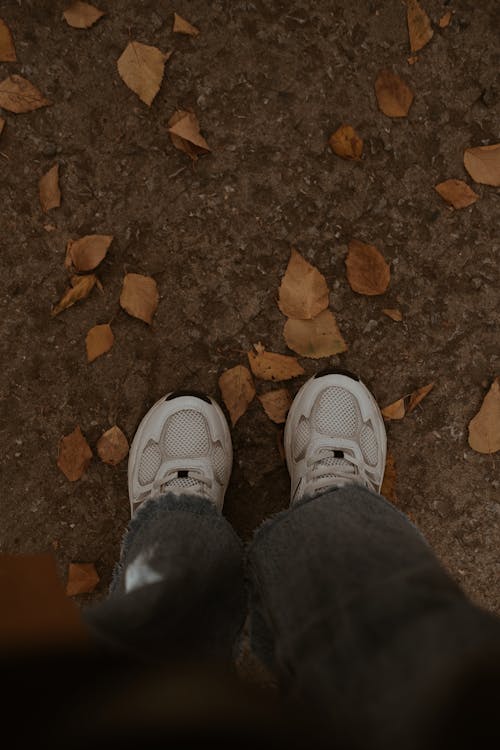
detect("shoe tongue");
top-left (315, 450), bottom-right (355, 477)
top-left (163, 475), bottom-right (203, 492)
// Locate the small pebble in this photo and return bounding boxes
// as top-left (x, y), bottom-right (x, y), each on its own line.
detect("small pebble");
top-left (471, 277), bottom-right (482, 290)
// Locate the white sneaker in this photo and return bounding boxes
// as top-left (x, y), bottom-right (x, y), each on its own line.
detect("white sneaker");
top-left (128, 390), bottom-right (233, 515)
top-left (284, 369), bottom-right (386, 505)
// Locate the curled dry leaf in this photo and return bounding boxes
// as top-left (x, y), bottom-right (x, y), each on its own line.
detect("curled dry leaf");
top-left (63, 2), bottom-right (105, 28)
top-left (406, 0), bottom-right (433, 53)
top-left (463, 144), bottom-right (500, 187)
top-left (120, 273), bottom-right (159, 325)
top-left (0, 117), bottom-right (4, 138)
top-left (173, 12), bottom-right (200, 37)
top-left (248, 343), bottom-right (304, 381)
top-left (86, 323), bottom-right (114, 363)
top-left (434, 179), bottom-right (479, 209)
top-left (407, 382), bottom-right (434, 414)
top-left (51, 274), bottom-right (97, 316)
top-left (117, 41), bottom-right (171, 106)
top-left (329, 124), bottom-right (363, 161)
top-left (66, 234), bottom-right (113, 272)
top-left (0, 74), bottom-right (51, 113)
top-left (381, 398), bottom-right (405, 420)
top-left (219, 365), bottom-right (255, 426)
top-left (0, 17), bottom-right (16, 61)
top-left (57, 426), bottom-right (92, 481)
top-left (39, 164), bottom-right (61, 212)
top-left (438, 11), bottom-right (452, 28)
top-left (168, 110), bottom-right (210, 161)
top-left (346, 239), bottom-right (390, 296)
top-left (278, 249), bottom-right (329, 320)
top-left (382, 308), bottom-right (403, 322)
top-left (284, 310), bottom-right (347, 359)
top-left (258, 389), bottom-right (292, 425)
top-left (381, 451), bottom-right (397, 503)
top-left (97, 425), bottom-right (129, 466)
top-left (375, 69), bottom-right (414, 118)
top-left (66, 563), bottom-right (99, 596)
top-left (468, 377), bottom-right (500, 454)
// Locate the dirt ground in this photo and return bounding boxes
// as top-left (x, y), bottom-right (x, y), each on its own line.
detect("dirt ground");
top-left (0, 0), bottom-right (498, 612)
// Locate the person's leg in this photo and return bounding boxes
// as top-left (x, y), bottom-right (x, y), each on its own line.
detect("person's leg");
top-left (248, 371), bottom-right (500, 749)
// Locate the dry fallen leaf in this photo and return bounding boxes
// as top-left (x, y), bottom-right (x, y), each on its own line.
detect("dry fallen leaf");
top-left (382, 308), bottom-right (403, 322)
top-left (375, 69), bottom-right (414, 118)
top-left (468, 377), bottom-right (500, 454)
top-left (407, 382), bottom-right (434, 414)
top-left (248, 344), bottom-right (305, 381)
top-left (284, 310), bottom-right (348, 359)
top-left (63, 2), bottom-right (105, 28)
top-left (168, 109), bottom-right (210, 161)
top-left (346, 239), bottom-right (390, 296)
top-left (0, 74), bottom-right (51, 113)
top-left (329, 124), bottom-right (363, 161)
top-left (57, 426), bottom-right (92, 481)
top-left (463, 144), bottom-right (500, 187)
top-left (97, 426), bottom-right (129, 465)
top-left (39, 164), bottom-right (61, 212)
top-left (86, 323), bottom-right (114, 363)
top-left (381, 398), bottom-right (406, 420)
top-left (278, 249), bottom-right (329, 320)
top-left (117, 41), bottom-right (171, 106)
top-left (381, 450), bottom-right (397, 503)
top-left (66, 563), bottom-right (99, 596)
top-left (120, 273), bottom-right (159, 325)
top-left (258, 389), bottom-right (292, 425)
top-left (0, 17), bottom-right (16, 61)
top-left (406, 0), bottom-right (433, 53)
top-left (434, 179), bottom-right (479, 209)
top-left (438, 11), bottom-right (452, 28)
top-left (407, 55), bottom-right (418, 65)
top-left (0, 117), bottom-right (4, 138)
top-left (51, 274), bottom-right (97, 316)
top-left (219, 365), bottom-right (255, 426)
top-left (65, 234), bottom-right (113, 272)
top-left (173, 12), bottom-right (200, 37)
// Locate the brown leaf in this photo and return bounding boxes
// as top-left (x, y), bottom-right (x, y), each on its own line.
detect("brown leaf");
top-left (63, 2), bottom-right (105, 28)
top-left (382, 308), bottom-right (403, 322)
top-left (284, 310), bottom-right (348, 359)
top-left (346, 239), bottom-right (390, 296)
top-left (468, 377), bottom-right (500, 454)
top-left (328, 124), bottom-right (363, 161)
top-left (278, 249), bottom-right (329, 320)
top-left (173, 12), bottom-right (200, 37)
top-left (219, 365), bottom-right (255, 426)
top-left (51, 274), bottom-right (97, 316)
top-left (120, 273), bottom-right (159, 325)
top-left (168, 109), bottom-right (210, 160)
top-left (66, 563), bottom-right (99, 596)
top-left (66, 234), bottom-right (112, 272)
top-left (117, 41), bottom-right (170, 106)
top-left (407, 382), bottom-right (434, 414)
top-left (0, 17), bottom-right (16, 61)
top-left (375, 69), bottom-right (414, 118)
top-left (463, 144), bottom-right (500, 187)
top-left (0, 116), bottom-right (5, 138)
top-left (85, 323), bottom-right (114, 363)
top-left (434, 179), bottom-right (478, 209)
top-left (381, 398), bottom-right (405, 420)
top-left (407, 55), bottom-right (418, 65)
top-left (438, 11), bottom-right (452, 28)
top-left (97, 425), bottom-right (129, 465)
top-left (0, 74), bottom-right (51, 113)
top-left (406, 0), bottom-right (433, 53)
top-left (381, 451), bottom-right (397, 503)
top-left (39, 164), bottom-right (61, 212)
top-left (258, 389), bottom-right (292, 424)
top-left (248, 344), bottom-right (305, 381)
top-left (57, 426), bottom-right (92, 481)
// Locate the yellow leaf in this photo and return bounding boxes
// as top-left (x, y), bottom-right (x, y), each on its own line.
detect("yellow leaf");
top-left (173, 12), bottom-right (200, 37)
top-left (406, 0), bottom-right (433, 53)
top-left (120, 273), bottom-right (159, 325)
top-left (381, 398), bottom-right (405, 420)
top-left (382, 308), bottom-right (403, 322)
top-left (434, 179), bottom-right (479, 209)
top-left (0, 17), bottom-right (16, 61)
top-left (375, 69), bottom-right (414, 118)
top-left (258, 389), bottom-right (292, 424)
top-left (57, 426), bottom-right (92, 481)
top-left (168, 109), bottom-right (210, 160)
top-left (345, 239), bottom-right (390, 296)
top-left (66, 563), bottom-right (99, 596)
top-left (463, 144), bottom-right (500, 187)
top-left (219, 365), bottom-right (255, 426)
top-left (66, 234), bottom-right (113, 272)
top-left (39, 164), bottom-right (61, 212)
top-left (247, 344), bottom-right (305, 381)
top-left (468, 377), bottom-right (500, 454)
top-left (328, 124), bottom-right (363, 160)
top-left (284, 310), bottom-right (348, 359)
top-left (85, 323), bottom-right (114, 363)
top-left (0, 74), bottom-right (51, 113)
top-left (117, 41), bottom-right (170, 106)
top-left (278, 249), bottom-right (329, 320)
top-left (96, 426), bottom-right (129, 466)
top-left (63, 2), bottom-right (105, 29)
top-left (51, 274), bottom-right (97, 316)
top-left (407, 382), bottom-right (434, 414)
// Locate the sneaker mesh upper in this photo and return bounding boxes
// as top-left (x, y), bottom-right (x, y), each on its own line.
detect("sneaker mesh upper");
top-left (314, 387), bottom-right (358, 436)
top-left (139, 441), bottom-right (162, 485)
top-left (161, 410), bottom-right (209, 456)
top-left (360, 424), bottom-right (378, 466)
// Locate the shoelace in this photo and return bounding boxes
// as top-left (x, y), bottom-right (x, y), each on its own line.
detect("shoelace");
top-left (306, 448), bottom-right (370, 496)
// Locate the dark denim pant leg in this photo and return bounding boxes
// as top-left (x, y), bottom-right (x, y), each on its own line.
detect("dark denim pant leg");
top-left (248, 486), bottom-right (500, 750)
top-left (85, 494), bottom-right (246, 663)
